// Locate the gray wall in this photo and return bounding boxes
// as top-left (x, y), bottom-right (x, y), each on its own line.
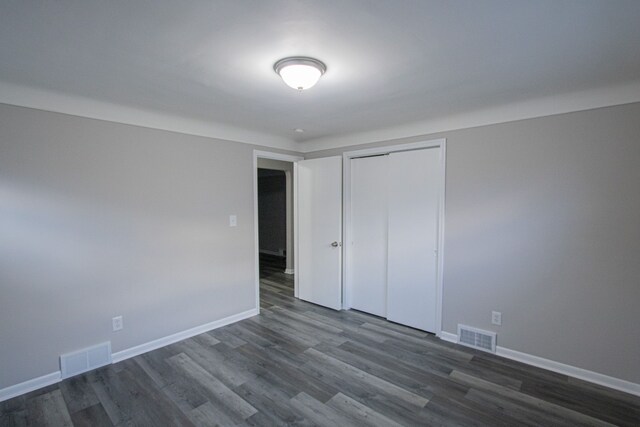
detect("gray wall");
top-left (257, 169), bottom-right (286, 255)
top-left (0, 103), bottom-right (299, 389)
top-left (306, 102), bottom-right (640, 384)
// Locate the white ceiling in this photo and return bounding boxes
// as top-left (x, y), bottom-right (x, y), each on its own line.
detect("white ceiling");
top-left (1, 1), bottom-right (640, 151)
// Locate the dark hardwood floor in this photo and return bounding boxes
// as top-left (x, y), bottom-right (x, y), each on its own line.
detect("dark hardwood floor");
top-left (2, 255), bottom-right (639, 426)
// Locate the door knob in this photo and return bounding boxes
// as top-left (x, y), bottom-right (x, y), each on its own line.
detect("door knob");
top-left (331, 241), bottom-right (341, 247)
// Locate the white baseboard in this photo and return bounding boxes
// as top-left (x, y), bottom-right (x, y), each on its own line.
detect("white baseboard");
top-left (112, 308), bottom-right (258, 363)
top-left (439, 332), bottom-right (640, 397)
top-left (284, 269), bottom-right (294, 275)
top-left (0, 308), bottom-right (259, 402)
top-left (0, 371), bottom-right (61, 403)
top-left (495, 346), bottom-right (640, 397)
top-left (439, 331), bottom-right (458, 344)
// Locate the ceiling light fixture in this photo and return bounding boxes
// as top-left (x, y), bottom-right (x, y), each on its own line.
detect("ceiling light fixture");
top-left (274, 57), bottom-right (326, 90)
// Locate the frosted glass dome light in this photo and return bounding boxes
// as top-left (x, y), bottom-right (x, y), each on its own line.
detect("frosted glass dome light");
top-left (274, 57), bottom-right (326, 90)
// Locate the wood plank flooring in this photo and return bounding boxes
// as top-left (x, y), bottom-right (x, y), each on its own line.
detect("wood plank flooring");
top-left (2, 254), bottom-right (639, 426)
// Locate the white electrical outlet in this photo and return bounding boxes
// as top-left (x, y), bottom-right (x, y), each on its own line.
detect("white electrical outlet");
top-left (229, 215), bottom-right (237, 227)
top-left (491, 311), bottom-right (502, 326)
top-left (112, 316), bottom-right (123, 332)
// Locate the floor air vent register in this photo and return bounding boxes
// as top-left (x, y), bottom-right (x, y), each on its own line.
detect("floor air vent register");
top-left (457, 325), bottom-right (497, 353)
top-left (60, 342), bottom-right (112, 379)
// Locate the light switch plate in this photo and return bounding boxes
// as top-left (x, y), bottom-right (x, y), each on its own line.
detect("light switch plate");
top-left (229, 215), bottom-right (237, 227)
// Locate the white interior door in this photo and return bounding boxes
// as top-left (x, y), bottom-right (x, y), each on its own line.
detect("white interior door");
top-left (297, 157), bottom-right (342, 310)
top-left (387, 148), bottom-right (440, 332)
top-left (350, 155), bottom-right (388, 317)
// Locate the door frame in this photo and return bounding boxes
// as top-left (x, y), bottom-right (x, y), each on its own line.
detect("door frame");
top-left (342, 138), bottom-right (447, 336)
top-left (253, 150), bottom-right (304, 313)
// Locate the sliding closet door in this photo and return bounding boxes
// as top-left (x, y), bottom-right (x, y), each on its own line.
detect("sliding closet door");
top-left (387, 148), bottom-right (440, 332)
top-left (350, 155), bottom-right (388, 317)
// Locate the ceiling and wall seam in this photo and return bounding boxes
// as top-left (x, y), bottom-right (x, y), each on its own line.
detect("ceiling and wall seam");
top-left (0, 81), bottom-right (298, 152)
top-left (2, 80), bottom-right (639, 154)
top-left (299, 80), bottom-right (640, 152)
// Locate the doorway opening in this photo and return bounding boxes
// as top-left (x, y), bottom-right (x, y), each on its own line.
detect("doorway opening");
top-left (257, 163), bottom-right (293, 299)
top-left (253, 151), bottom-right (303, 311)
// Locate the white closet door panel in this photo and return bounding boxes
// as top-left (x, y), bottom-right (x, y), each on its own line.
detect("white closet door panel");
top-left (387, 148), bottom-right (440, 332)
top-left (350, 155), bottom-right (388, 317)
top-left (298, 156), bottom-right (343, 310)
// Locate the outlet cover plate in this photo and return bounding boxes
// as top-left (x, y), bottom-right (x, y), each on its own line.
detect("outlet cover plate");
top-left (491, 311), bottom-right (502, 326)
top-left (112, 316), bottom-right (123, 332)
